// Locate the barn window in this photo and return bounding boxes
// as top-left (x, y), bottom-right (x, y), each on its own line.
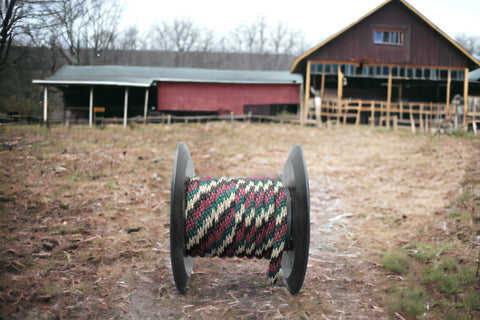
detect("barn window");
top-left (374, 30), bottom-right (404, 45)
top-left (392, 67), bottom-right (398, 77)
top-left (332, 64), bottom-right (338, 74)
top-left (407, 68), bottom-right (413, 78)
top-left (439, 70), bottom-right (448, 80)
top-left (345, 65), bottom-right (354, 76)
top-left (383, 66), bottom-right (389, 76)
top-left (363, 66), bottom-right (370, 77)
top-left (424, 69), bottom-right (430, 79)
top-left (415, 68), bottom-right (423, 78)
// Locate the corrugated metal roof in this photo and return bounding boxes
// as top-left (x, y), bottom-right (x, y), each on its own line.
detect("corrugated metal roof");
top-left (470, 68), bottom-right (480, 81)
top-left (33, 65), bottom-right (303, 87)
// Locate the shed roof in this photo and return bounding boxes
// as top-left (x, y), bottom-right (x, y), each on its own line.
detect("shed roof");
top-left (33, 65), bottom-right (303, 87)
top-left (290, 0), bottom-right (480, 73)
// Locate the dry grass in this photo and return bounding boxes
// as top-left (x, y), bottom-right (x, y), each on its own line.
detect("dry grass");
top-left (0, 122), bottom-right (478, 319)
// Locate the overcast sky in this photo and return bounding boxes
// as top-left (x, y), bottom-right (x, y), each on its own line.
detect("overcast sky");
top-left (124, 0), bottom-right (479, 46)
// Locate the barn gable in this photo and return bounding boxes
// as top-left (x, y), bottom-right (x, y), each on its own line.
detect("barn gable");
top-left (291, 0), bottom-right (480, 127)
top-left (291, 0), bottom-right (479, 74)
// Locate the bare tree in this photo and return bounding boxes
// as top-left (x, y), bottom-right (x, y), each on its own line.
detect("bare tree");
top-left (117, 25), bottom-right (140, 51)
top-left (0, 0), bottom-right (50, 71)
top-left (151, 17), bottom-right (216, 66)
top-left (83, 0), bottom-right (123, 62)
top-left (238, 16), bottom-right (268, 53)
top-left (41, 0), bottom-right (123, 66)
top-left (41, 0), bottom-right (88, 65)
top-left (0, 0), bottom-right (17, 70)
top-left (198, 28), bottom-right (216, 53)
top-left (455, 33), bottom-right (480, 57)
top-left (271, 21), bottom-right (296, 54)
top-left (226, 16), bottom-right (307, 55)
top-left (152, 17), bottom-right (201, 52)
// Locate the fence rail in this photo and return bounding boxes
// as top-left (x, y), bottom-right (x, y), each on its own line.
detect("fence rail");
top-left (307, 97), bottom-right (480, 133)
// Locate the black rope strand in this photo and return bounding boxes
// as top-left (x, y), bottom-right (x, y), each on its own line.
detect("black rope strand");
top-left (184, 176), bottom-right (288, 283)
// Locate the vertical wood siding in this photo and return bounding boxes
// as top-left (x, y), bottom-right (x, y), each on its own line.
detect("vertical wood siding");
top-left (156, 82), bottom-right (300, 114)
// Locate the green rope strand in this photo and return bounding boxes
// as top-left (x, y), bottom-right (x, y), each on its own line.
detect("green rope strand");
top-left (185, 176), bottom-right (288, 283)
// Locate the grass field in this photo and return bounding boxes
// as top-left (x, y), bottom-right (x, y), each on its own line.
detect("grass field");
top-left (1, 122), bottom-right (479, 319)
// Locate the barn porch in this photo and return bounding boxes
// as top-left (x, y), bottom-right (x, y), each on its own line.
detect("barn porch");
top-left (301, 62), bottom-right (479, 130)
top-left (304, 96), bottom-right (480, 133)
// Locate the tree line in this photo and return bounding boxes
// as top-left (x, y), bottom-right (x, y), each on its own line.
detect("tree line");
top-left (1, 0), bottom-right (309, 73)
top-left (2, 0), bottom-right (479, 73)
top-left (1, 0), bottom-right (479, 119)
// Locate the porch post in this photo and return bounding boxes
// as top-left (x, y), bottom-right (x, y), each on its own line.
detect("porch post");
top-left (124, 87), bottom-right (129, 129)
top-left (320, 73), bottom-right (325, 102)
top-left (337, 65), bottom-right (343, 127)
top-left (143, 87), bottom-right (149, 125)
top-left (89, 87), bottom-right (94, 128)
top-left (446, 69), bottom-right (451, 121)
top-left (303, 60), bottom-right (312, 126)
top-left (320, 73), bottom-right (325, 123)
top-left (43, 86), bottom-right (48, 123)
top-left (463, 68), bottom-right (469, 129)
top-left (386, 66), bottom-right (392, 129)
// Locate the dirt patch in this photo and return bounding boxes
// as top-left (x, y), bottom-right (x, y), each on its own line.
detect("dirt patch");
top-left (0, 123), bottom-right (478, 319)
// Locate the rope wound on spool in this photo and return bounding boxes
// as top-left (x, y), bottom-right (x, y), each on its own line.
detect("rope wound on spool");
top-left (170, 142), bottom-right (310, 295)
top-left (185, 176), bottom-right (287, 283)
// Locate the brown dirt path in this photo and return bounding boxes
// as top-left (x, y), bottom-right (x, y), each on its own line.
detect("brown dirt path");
top-left (0, 123), bottom-right (476, 319)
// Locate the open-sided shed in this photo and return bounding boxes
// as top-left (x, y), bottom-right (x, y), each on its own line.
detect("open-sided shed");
top-left (33, 65), bottom-right (302, 127)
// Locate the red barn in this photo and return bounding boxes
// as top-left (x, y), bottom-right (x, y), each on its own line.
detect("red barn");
top-left (291, 0), bottom-right (480, 127)
top-left (154, 68), bottom-right (301, 116)
top-left (33, 66), bottom-right (302, 126)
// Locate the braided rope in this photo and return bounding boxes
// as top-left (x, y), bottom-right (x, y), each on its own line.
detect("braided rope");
top-left (185, 176), bottom-right (287, 283)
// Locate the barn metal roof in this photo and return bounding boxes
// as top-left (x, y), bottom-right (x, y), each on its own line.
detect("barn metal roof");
top-left (470, 68), bottom-right (480, 82)
top-left (33, 65), bottom-right (303, 87)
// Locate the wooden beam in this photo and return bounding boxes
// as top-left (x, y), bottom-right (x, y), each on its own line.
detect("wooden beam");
top-left (419, 103), bottom-right (424, 132)
top-left (123, 87), bottom-right (129, 129)
top-left (319, 72), bottom-right (325, 124)
top-left (144, 88), bottom-right (149, 125)
top-left (314, 97), bottom-right (321, 126)
top-left (446, 69), bottom-right (451, 121)
top-left (337, 65), bottom-right (343, 127)
top-left (386, 66), bottom-right (392, 129)
top-left (355, 100), bottom-right (361, 126)
top-left (89, 87), bottom-right (94, 128)
top-left (303, 61), bottom-right (312, 126)
top-left (464, 67), bottom-right (469, 129)
top-left (409, 104), bottom-right (416, 134)
top-left (320, 73), bottom-right (325, 102)
top-left (399, 85), bottom-right (403, 120)
top-left (371, 101), bottom-right (374, 127)
top-left (43, 86), bottom-right (48, 123)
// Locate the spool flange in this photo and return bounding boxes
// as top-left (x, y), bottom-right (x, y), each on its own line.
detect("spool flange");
top-left (170, 142), bottom-right (195, 293)
top-left (280, 144), bottom-right (310, 294)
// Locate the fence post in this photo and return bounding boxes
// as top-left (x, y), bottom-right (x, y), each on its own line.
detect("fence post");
top-left (371, 101), bottom-right (374, 127)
